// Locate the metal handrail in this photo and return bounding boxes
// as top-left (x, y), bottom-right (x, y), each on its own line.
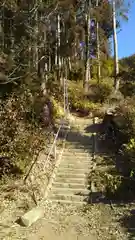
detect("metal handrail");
top-left (22, 72), bottom-right (70, 203)
top-left (43, 123), bottom-right (62, 171)
top-left (45, 74), bottom-right (69, 166)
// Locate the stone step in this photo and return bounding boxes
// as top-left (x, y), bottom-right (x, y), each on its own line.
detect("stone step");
top-left (62, 155), bottom-right (91, 160)
top-left (62, 152), bottom-right (92, 156)
top-left (62, 153), bottom-right (91, 156)
top-left (61, 161), bottom-right (90, 166)
top-left (56, 172), bottom-right (87, 179)
top-left (61, 157), bottom-right (90, 161)
top-left (59, 163), bottom-right (90, 169)
top-left (61, 156), bottom-right (91, 161)
top-left (63, 148), bottom-right (92, 153)
top-left (60, 160), bottom-right (91, 166)
top-left (59, 165), bottom-right (91, 171)
top-left (55, 176), bottom-right (87, 184)
top-left (57, 167), bottom-right (90, 174)
top-left (56, 144), bottom-right (92, 149)
top-left (48, 199), bottom-right (87, 205)
top-left (49, 193), bottom-right (89, 202)
top-left (51, 187), bottom-right (90, 195)
top-left (63, 150), bottom-right (92, 157)
top-left (55, 177), bottom-right (87, 184)
top-left (68, 143), bottom-right (93, 146)
top-left (52, 182), bottom-right (88, 189)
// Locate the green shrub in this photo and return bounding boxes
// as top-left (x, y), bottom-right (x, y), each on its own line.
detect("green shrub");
top-left (68, 80), bottom-right (84, 108)
top-left (51, 97), bottom-right (64, 119)
top-left (105, 173), bottom-right (135, 200)
top-left (46, 73), bottom-right (63, 101)
top-left (116, 97), bottom-right (135, 138)
top-left (101, 58), bottom-right (114, 77)
top-left (123, 138), bottom-right (135, 175)
top-left (68, 80), bottom-right (102, 115)
top-left (86, 78), bottom-right (113, 103)
top-left (110, 98), bottom-right (135, 198)
top-left (73, 99), bottom-right (101, 114)
top-left (68, 62), bottom-right (84, 81)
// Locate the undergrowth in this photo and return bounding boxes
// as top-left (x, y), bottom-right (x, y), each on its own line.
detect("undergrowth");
top-left (93, 97), bottom-right (135, 201)
top-left (68, 78), bottom-right (113, 116)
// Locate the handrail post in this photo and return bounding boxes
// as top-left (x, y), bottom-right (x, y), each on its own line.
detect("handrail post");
top-left (54, 143), bottom-right (56, 160)
top-left (53, 133), bottom-right (57, 160)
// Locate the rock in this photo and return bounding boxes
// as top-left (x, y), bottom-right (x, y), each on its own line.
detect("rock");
top-left (106, 108), bottom-right (115, 115)
top-left (91, 182), bottom-right (97, 192)
top-left (19, 207), bottom-right (44, 227)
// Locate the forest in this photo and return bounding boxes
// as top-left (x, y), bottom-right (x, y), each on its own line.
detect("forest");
top-left (0, 0), bottom-right (135, 238)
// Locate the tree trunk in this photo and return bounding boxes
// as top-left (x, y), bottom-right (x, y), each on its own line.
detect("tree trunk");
top-left (34, 1), bottom-right (39, 72)
top-left (96, 0), bottom-right (101, 82)
top-left (58, 14), bottom-right (62, 84)
top-left (0, 7), bottom-right (4, 51)
top-left (63, 58), bottom-right (69, 115)
top-left (57, 14), bottom-right (61, 68)
top-left (28, 2), bottom-right (32, 71)
top-left (84, 0), bottom-right (91, 93)
top-left (112, 0), bottom-right (119, 91)
top-left (41, 25), bottom-right (47, 96)
top-left (55, 14), bottom-right (61, 81)
top-left (55, 26), bottom-right (58, 66)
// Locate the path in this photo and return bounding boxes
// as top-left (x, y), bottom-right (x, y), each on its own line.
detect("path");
top-left (0, 117), bottom-right (127, 240)
top-left (47, 117), bottom-right (93, 204)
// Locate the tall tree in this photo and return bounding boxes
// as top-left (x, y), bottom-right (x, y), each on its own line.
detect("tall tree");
top-left (84, 0), bottom-right (91, 93)
top-left (112, 0), bottom-right (130, 91)
top-left (96, 0), bottom-right (101, 81)
top-left (112, 0), bottom-right (119, 91)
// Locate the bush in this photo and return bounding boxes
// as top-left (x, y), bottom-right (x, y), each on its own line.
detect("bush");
top-left (0, 85), bottom-right (47, 181)
top-left (68, 80), bottom-right (101, 115)
top-left (123, 138), bottom-right (135, 176)
top-left (46, 73), bottom-right (63, 101)
top-left (101, 58), bottom-right (114, 77)
top-left (116, 97), bottom-right (135, 138)
top-left (86, 78), bottom-right (113, 103)
top-left (73, 99), bottom-right (101, 115)
top-left (117, 101), bottom-right (135, 177)
top-left (120, 81), bottom-right (135, 97)
top-left (68, 80), bottom-right (84, 109)
top-left (105, 98), bottom-right (135, 199)
top-left (68, 62), bottom-right (84, 81)
top-left (105, 173), bottom-right (135, 200)
top-left (51, 97), bottom-right (64, 119)
top-left (96, 97), bottom-right (135, 200)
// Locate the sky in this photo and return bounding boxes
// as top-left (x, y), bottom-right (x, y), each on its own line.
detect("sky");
top-left (111, 1), bottom-right (135, 59)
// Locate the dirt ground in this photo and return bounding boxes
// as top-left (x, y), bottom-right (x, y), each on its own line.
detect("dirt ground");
top-left (0, 199), bottom-right (132, 240)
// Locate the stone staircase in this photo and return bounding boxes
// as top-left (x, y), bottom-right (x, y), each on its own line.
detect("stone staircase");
top-left (47, 118), bottom-right (93, 205)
